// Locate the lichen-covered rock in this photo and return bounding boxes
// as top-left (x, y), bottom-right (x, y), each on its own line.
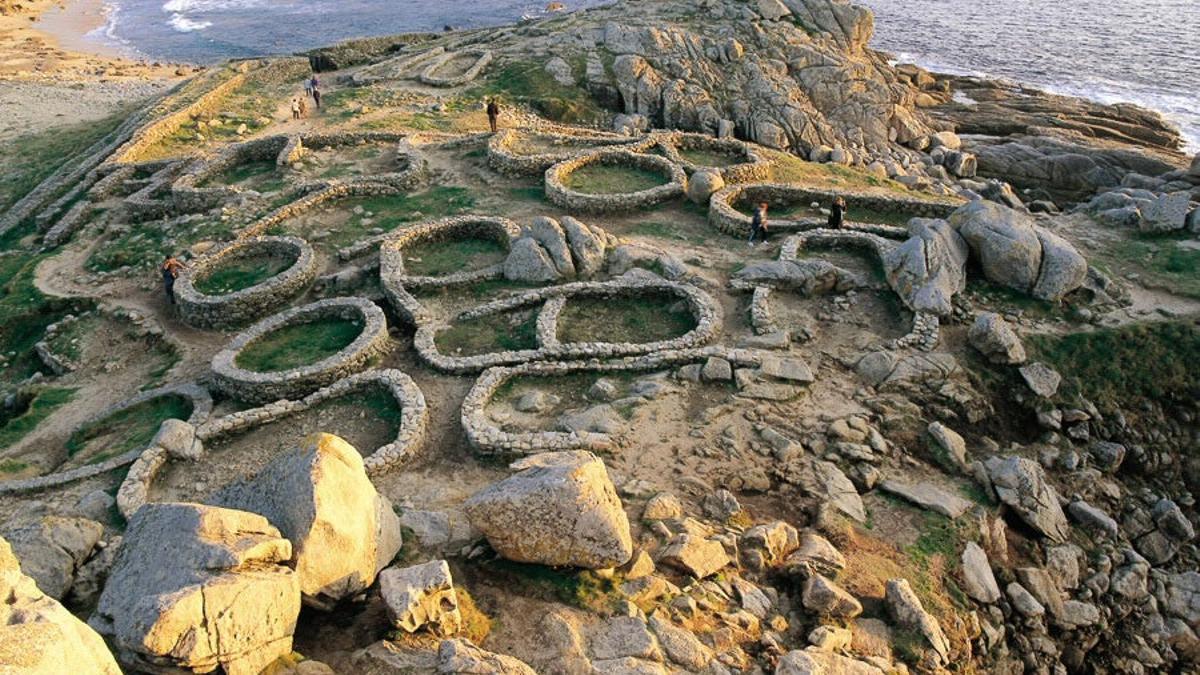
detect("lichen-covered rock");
top-left (802, 574), bottom-right (863, 618)
top-left (882, 218), bottom-right (969, 316)
top-left (0, 535), bottom-right (121, 675)
top-left (961, 541), bottom-right (1001, 604)
top-left (2, 515), bottom-right (103, 600)
top-left (464, 451), bottom-right (633, 569)
top-left (687, 168), bottom-right (725, 204)
top-left (775, 648), bottom-right (884, 675)
top-left (968, 312), bottom-right (1026, 364)
top-left (210, 433), bottom-right (402, 608)
top-left (561, 216), bottom-right (608, 277)
top-left (984, 455), bottom-right (1070, 542)
top-left (1032, 227), bottom-right (1088, 301)
top-left (734, 259), bottom-right (864, 296)
top-left (380, 560), bottom-right (461, 636)
top-left (779, 458), bottom-right (866, 522)
top-left (525, 217), bottom-right (576, 278)
top-left (659, 534), bottom-right (730, 579)
top-left (91, 503), bottom-right (300, 675)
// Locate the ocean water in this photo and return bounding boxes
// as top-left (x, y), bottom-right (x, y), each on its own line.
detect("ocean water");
top-left (859, 0), bottom-right (1200, 152)
top-left (90, 0), bottom-right (1198, 152)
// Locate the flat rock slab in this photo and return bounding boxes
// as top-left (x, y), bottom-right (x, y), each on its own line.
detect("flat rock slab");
top-left (880, 480), bottom-right (972, 519)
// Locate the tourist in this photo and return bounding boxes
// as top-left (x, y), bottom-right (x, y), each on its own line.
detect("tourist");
top-left (304, 78), bottom-right (313, 98)
top-left (828, 196), bottom-right (846, 229)
top-left (298, 97), bottom-right (308, 118)
top-left (310, 74), bottom-right (320, 95)
top-left (291, 97), bottom-right (300, 120)
top-left (161, 254), bottom-right (186, 305)
top-left (486, 98), bottom-right (500, 133)
top-left (748, 202), bottom-right (768, 246)
top-left (312, 87), bottom-right (321, 109)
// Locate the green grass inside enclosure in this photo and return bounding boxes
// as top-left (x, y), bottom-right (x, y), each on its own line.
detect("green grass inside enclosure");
top-left (557, 294), bottom-right (696, 344)
top-left (67, 394), bottom-right (193, 464)
top-left (86, 218), bottom-right (231, 274)
top-left (403, 237), bottom-right (507, 277)
top-left (309, 187), bottom-right (477, 250)
top-left (678, 147), bottom-right (739, 167)
top-left (563, 164), bottom-right (668, 195)
top-left (236, 317), bottom-right (363, 373)
top-left (1028, 320), bottom-right (1200, 407)
top-left (193, 253), bottom-right (294, 295)
top-left (435, 311), bottom-right (538, 356)
top-left (1095, 234), bottom-right (1200, 300)
top-left (0, 387), bottom-right (76, 451)
top-left (209, 160), bottom-right (289, 193)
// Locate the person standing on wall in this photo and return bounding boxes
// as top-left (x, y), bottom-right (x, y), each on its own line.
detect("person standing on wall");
top-left (487, 97), bottom-right (501, 133)
top-left (749, 202), bottom-right (769, 246)
top-left (161, 254), bottom-right (186, 305)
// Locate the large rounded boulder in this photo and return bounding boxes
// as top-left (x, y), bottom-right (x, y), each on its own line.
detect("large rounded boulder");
top-left (464, 451), bottom-right (633, 569)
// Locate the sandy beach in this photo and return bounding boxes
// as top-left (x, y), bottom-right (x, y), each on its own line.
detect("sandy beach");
top-left (0, 0), bottom-right (190, 140)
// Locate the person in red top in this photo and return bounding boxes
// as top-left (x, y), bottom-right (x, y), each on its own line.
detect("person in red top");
top-left (161, 254), bottom-right (186, 305)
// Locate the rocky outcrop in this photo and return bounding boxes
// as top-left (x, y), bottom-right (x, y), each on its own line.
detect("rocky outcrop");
top-left (210, 433), bottom-right (402, 609)
top-left (380, 560), bottom-right (462, 636)
top-left (91, 503), bottom-right (300, 675)
top-left (968, 312), bottom-right (1026, 364)
top-left (949, 200), bottom-right (1087, 301)
top-left (882, 218), bottom-right (969, 316)
top-left (886, 578), bottom-right (950, 664)
top-left (0, 535), bottom-right (121, 675)
top-left (464, 451), bottom-right (634, 569)
top-left (733, 259), bottom-right (866, 296)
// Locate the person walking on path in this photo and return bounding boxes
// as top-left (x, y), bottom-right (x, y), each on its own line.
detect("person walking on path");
top-left (291, 97), bottom-right (301, 120)
top-left (749, 202), bottom-right (769, 246)
top-left (312, 87), bottom-right (321, 110)
top-left (298, 97), bottom-right (308, 118)
top-left (161, 254), bottom-right (186, 305)
top-left (486, 98), bottom-right (500, 133)
top-left (304, 78), bottom-right (313, 98)
top-left (828, 196), bottom-right (846, 230)
top-left (310, 75), bottom-right (319, 96)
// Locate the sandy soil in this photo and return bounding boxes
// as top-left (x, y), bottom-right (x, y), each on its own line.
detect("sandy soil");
top-left (0, 0), bottom-right (189, 140)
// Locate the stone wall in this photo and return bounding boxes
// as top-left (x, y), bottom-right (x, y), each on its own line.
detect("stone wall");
top-left (210, 297), bottom-right (392, 404)
top-left (486, 129), bottom-right (650, 177)
top-left (461, 347), bottom-right (775, 455)
top-left (419, 49), bottom-right (493, 87)
top-left (0, 384), bottom-right (212, 496)
top-left (410, 277), bottom-right (723, 374)
top-left (545, 149), bottom-right (687, 213)
top-left (708, 182), bottom-right (958, 237)
top-left (656, 131), bottom-right (774, 183)
top-left (175, 236), bottom-right (319, 330)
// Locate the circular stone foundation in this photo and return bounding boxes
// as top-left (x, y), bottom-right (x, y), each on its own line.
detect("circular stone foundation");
top-left (545, 149), bottom-right (686, 213)
top-left (175, 236), bottom-right (319, 330)
top-left (419, 49), bottom-right (493, 87)
top-left (657, 132), bottom-right (773, 183)
top-left (487, 129), bottom-right (651, 177)
top-left (211, 297), bottom-right (391, 404)
top-left (708, 183), bottom-right (959, 238)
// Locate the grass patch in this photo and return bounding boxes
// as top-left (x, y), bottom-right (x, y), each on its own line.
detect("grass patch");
top-left (0, 253), bottom-right (88, 384)
top-left (558, 294), bottom-right (695, 344)
top-left (563, 163), bottom-right (667, 195)
top-left (194, 253), bottom-right (293, 295)
top-left (469, 60), bottom-right (605, 124)
top-left (1027, 320), bottom-right (1200, 407)
top-left (0, 458), bottom-right (30, 474)
top-left (207, 160), bottom-right (289, 193)
top-left (455, 587), bottom-right (492, 645)
top-left (67, 394), bottom-right (193, 463)
top-left (739, 199), bottom-right (916, 228)
top-left (0, 387), bottom-right (76, 450)
top-left (404, 237), bottom-right (507, 277)
top-left (86, 218), bottom-right (233, 274)
top-left (236, 317), bottom-right (363, 373)
top-left (767, 150), bottom-right (961, 204)
top-left (436, 311), bottom-right (538, 356)
top-left (678, 147), bottom-right (738, 167)
top-left (310, 187), bottom-right (476, 250)
top-left (485, 559), bottom-right (624, 614)
top-left (507, 185), bottom-right (545, 203)
top-left (1096, 234), bottom-right (1200, 300)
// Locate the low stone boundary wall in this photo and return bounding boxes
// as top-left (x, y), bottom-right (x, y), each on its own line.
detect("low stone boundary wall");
top-left (545, 150), bottom-right (686, 213)
top-left (175, 236), bottom-right (319, 330)
top-left (487, 129), bottom-right (651, 177)
top-left (461, 347), bottom-right (774, 455)
top-left (708, 183), bottom-right (957, 238)
top-left (419, 49), bottom-right (493, 86)
top-left (655, 132), bottom-right (774, 183)
top-left (412, 277), bottom-right (722, 374)
top-left (377, 215), bottom-right (521, 324)
top-left (211, 297), bottom-right (392, 404)
top-left (0, 383), bottom-right (213, 496)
